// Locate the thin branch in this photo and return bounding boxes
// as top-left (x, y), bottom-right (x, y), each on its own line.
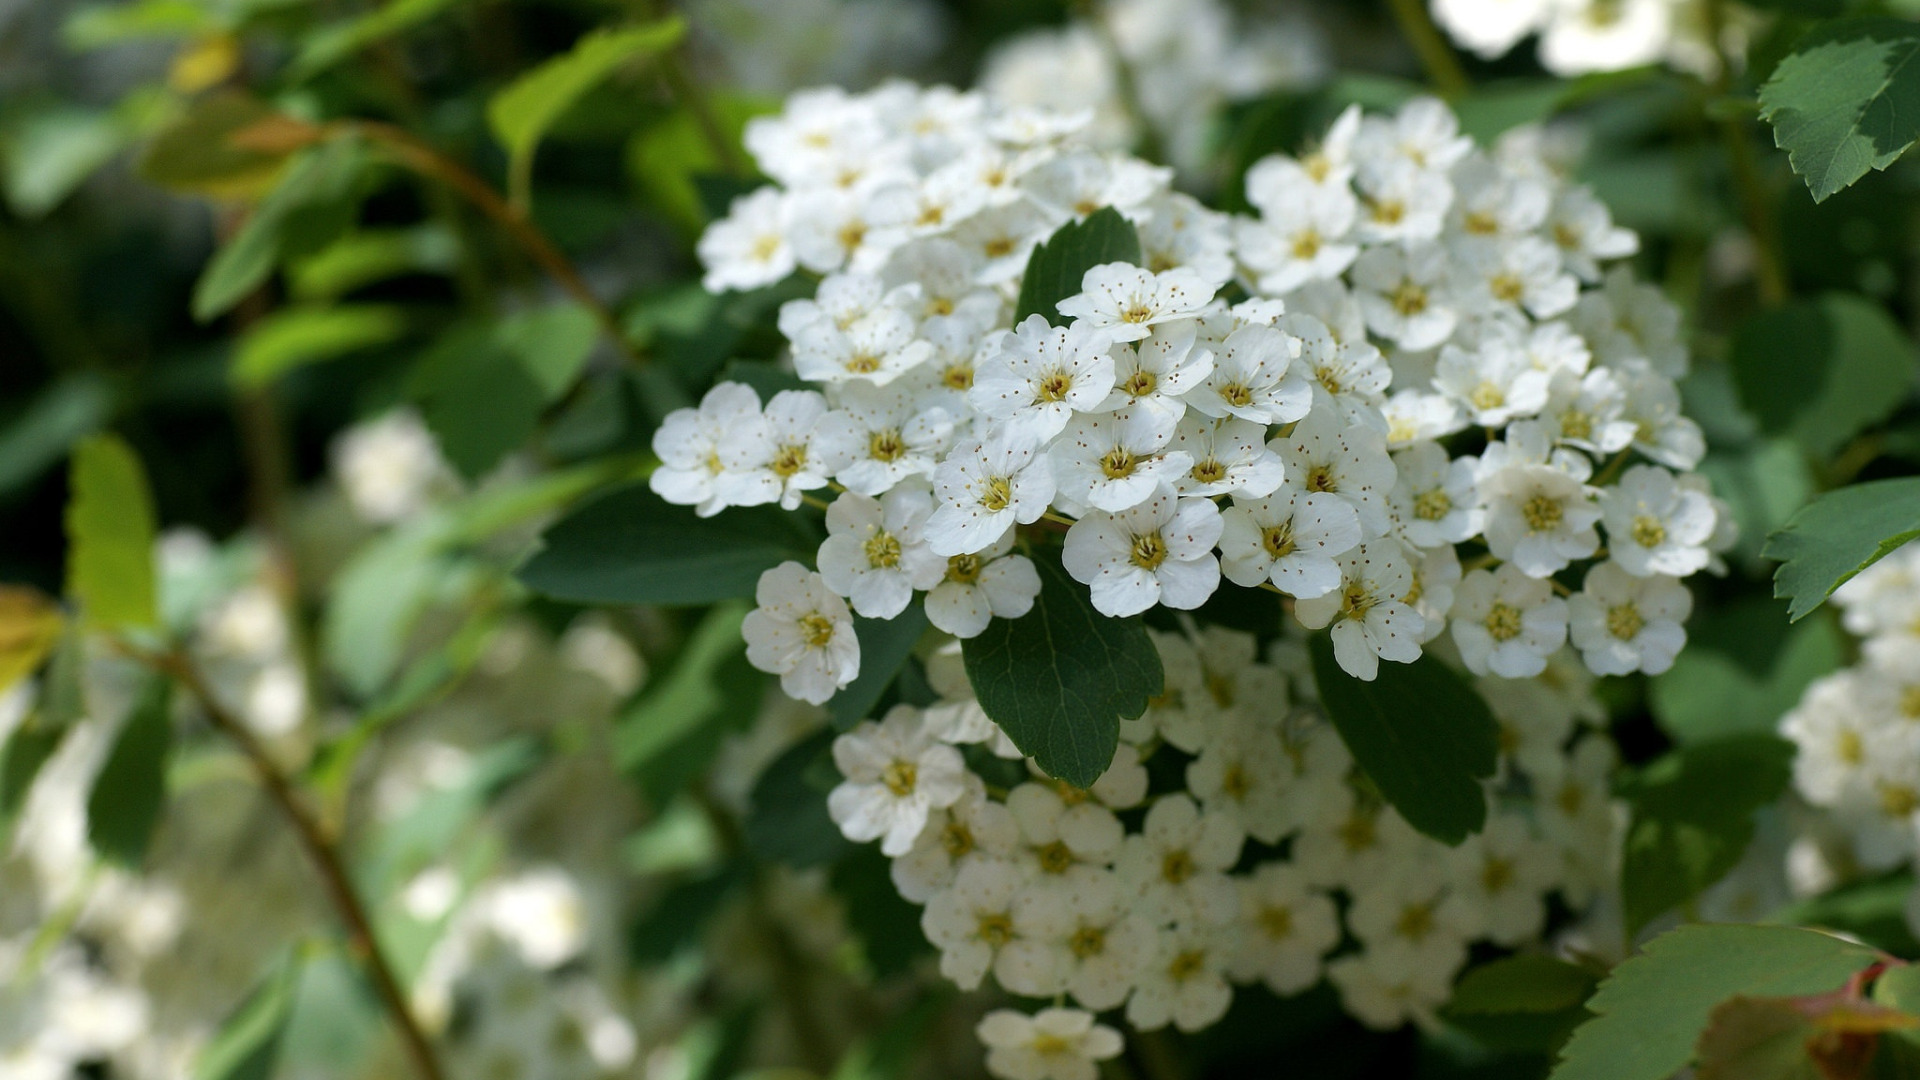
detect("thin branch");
top-left (1386, 0), bottom-right (1471, 99)
top-left (340, 120), bottom-right (648, 367)
top-left (139, 649), bottom-right (447, 1080)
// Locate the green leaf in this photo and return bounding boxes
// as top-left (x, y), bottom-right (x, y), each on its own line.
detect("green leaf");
top-left (1694, 997), bottom-right (1833, 1080)
top-left (830, 606), bottom-right (929, 732)
top-left (497, 303), bottom-right (600, 399)
top-left (2, 103), bottom-right (130, 217)
top-left (1451, 956), bottom-right (1602, 1016)
top-left (1307, 636), bottom-right (1498, 845)
top-left (1760, 19), bottom-right (1920, 202)
top-left (138, 92), bottom-right (313, 199)
top-left (193, 951), bottom-right (304, 1080)
top-left (1620, 735), bottom-right (1795, 934)
top-left (193, 139), bottom-right (365, 322)
top-left (830, 845), bottom-right (932, 977)
top-left (962, 552), bottom-right (1160, 789)
top-left (232, 304), bottom-right (406, 387)
top-left (1765, 476), bottom-right (1920, 621)
top-left (1877, 966), bottom-right (1920, 1016)
top-left (65, 433), bottom-right (159, 630)
top-left (0, 373), bottom-right (112, 495)
top-left (0, 586), bottom-right (63, 695)
top-left (86, 678), bottom-right (173, 867)
top-left (357, 737), bottom-right (546, 897)
top-left (516, 483), bottom-right (817, 607)
top-left (615, 603), bottom-right (764, 802)
top-left (64, 0), bottom-right (213, 50)
top-left (745, 729), bottom-right (851, 867)
top-left (408, 324), bottom-right (547, 481)
top-left (627, 96), bottom-right (777, 230)
top-left (1551, 924), bottom-right (1881, 1080)
top-left (1650, 600), bottom-right (1844, 744)
top-left (0, 718), bottom-right (66, 834)
top-left (1774, 872), bottom-right (1919, 955)
top-left (1729, 294), bottom-right (1915, 461)
top-left (1012, 206), bottom-right (1142, 326)
top-left (629, 866), bottom-right (744, 963)
top-left (486, 20), bottom-right (687, 208)
top-left (288, 0), bottom-right (465, 81)
top-left (288, 225), bottom-right (458, 302)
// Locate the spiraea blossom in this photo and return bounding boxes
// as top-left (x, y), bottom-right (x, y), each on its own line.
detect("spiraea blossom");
top-left (673, 84), bottom-right (1721, 1047)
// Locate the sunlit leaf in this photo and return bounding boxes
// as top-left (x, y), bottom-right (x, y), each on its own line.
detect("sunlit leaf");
top-left (65, 433), bottom-right (159, 630)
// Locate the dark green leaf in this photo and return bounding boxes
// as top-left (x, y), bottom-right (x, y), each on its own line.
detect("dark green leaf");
top-left (1759, 19), bottom-right (1920, 201)
top-left (1650, 600), bottom-right (1844, 744)
top-left (138, 92), bottom-right (309, 198)
top-left (628, 865), bottom-right (744, 964)
top-left (1764, 476), bottom-right (1920, 621)
top-left (66, 433), bottom-right (159, 630)
top-left (193, 951), bottom-right (304, 1080)
top-left (1774, 872), bottom-right (1919, 955)
top-left (193, 139), bottom-right (365, 322)
top-left (409, 323), bottom-right (547, 480)
top-left (830, 605), bottom-right (929, 731)
top-left (615, 603), bottom-right (765, 802)
top-left (0, 719), bottom-right (66, 833)
top-left (1620, 735), bottom-right (1795, 934)
top-left (517, 483), bottom-right (816, 607)
top-left (1550, 925), bottom-right (1879, 1080)
top-left (288, 0), bottom-right (464, 81)
top-left (1307, 636), bottom-right (1498, 845)
top-left (232, 304), bottom-right (407, 387)
top-left (1876, 966), bottom-right (1920, 1016)
top-left (1450, 956), bottom-right (1601, 1016)
top-left (0, 373), bottom-right (112, 495)
top-left (86, 678), bottom-right (173, 867)
top-left (1729, 294), bottom-right (1915, 461)
top-left (831, 845), bottom-right (932, 977)
top-left (1013, 206), bottom-right (1142, 326)
top-left (962, 552), bottom-right (1160, 789)
top-left (497, 303), bottom-right (599, 400)
top-left (744, 729), bottom-right (850, 867)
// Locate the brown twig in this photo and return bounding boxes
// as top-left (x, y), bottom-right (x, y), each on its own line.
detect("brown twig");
top-left (142, 649), bottom-right (447, 1080)
top-left (341, 119), bottom-right (647, 368)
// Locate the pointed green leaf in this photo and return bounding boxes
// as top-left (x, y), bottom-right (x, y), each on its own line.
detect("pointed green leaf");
top-left (1550, 924), bottom-right (1880, 1080)
top-left (830, 605), bottom-right (930, 732)
top-left (1764, 476), bottom-right (1920, 621)
top-left (86, 677), bottom-right (173, 867)
top-left (1729, 294), bottom-right (1915, 462)
top-left (194, 951), bottom-right (304, 1080)
top-left (232, 304), bottom-right (407, 387)
top-left (65, 433), bottom-right (158, 630)
top-left (516, 484), bottom-right (817, 607)
top-left (1759, 19), bottom-right (1920, 202)
top-left (962, 552), bottom-right (1160, 789)
top-left (1307, 636), bottom-right (1498, 845)
top-left (1013, 207), bottom-right (1142, 326)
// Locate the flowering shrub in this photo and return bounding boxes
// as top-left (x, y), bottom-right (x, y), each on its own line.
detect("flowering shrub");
top-left (12, 1), bottom-right (1920, 1079)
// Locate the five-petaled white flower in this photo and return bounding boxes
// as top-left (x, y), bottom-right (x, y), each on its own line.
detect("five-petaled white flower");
top-left (829, 705), bottom-right (970, 857)
top-left (928, 425), bottom-right (1058, 556)
top-left (817, 487), bottom-right (947, 619)
top-left (1218, 483), bottom-right (1363, 598)
top-left (1056, 262), bottom-right (1214, 342)
top-left (1450, 563), bottom-right (1568, 679)
top-left (1062, 488), bottom-right (1224, 617)
top-left (976, 1008), bottom-right (1123, 1080)
top-left (742, 561), bottom-right (860, 704)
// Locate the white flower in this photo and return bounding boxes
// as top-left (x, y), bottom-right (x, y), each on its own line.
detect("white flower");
top-left (923, 858), bottom-right (1026, 989)
top-left (1061, 488), bottom-right (1223, 617)
top-left (928, 424), bottom-right (1058, 556)
top-left (1352, 243), bottom-right (1458, 350)
top-left (332, 408), bottom-right (452, 523)
top-left (1235, 179), bottom-right (1359, 294)
top-left (651, 382), bottom-right (766, 517)
top-left (1357, 97), bottom-right (1473, 180)
top-left (1004, 872), bottom-right (1154, 1010)
top-left (976, 1008), bottom-right (1123, 1080)
top-left (698, 186), bottom-right (795, 292)
top-left (1344, 867), bottom-right (1475, 981)
top-left (1431, 0), bottom-right (1553, 59)
top-left (1540, 0), bottom-right (1672, 77)
top-left (1049, 410), bottom-right (1191, 514)
top-left (1218, 484), bottom-right (1362, 598)
top-left (828, 706), bottom-right (969, 857)
top-left (1433, 334), bottom-right (1551, 428)
top-left (1326, 946), bottom-right (1456, 1032)
top-left (1100, 319), bottom-right (1214, 428)
top-left (812, 380), bottom-right (954, 496)
top-left (892, 780), bottom-right (1021, 903)
top-left (1056, 262), bottom-right (1214, 341)
top-left (1406, 544), bottom-right (1462, 644)
top-left (1548, 186), bottom-right (1638, 282)
top-left (1599, 464), bottom-right (1716, 578)
top-left (1541, 367), bottom-right (1636, 455)
top-left (925, 530), bottom-right (1043, 639)
top-left (1575, 265), bottom-right (1687, 377)
top-left (1453, 236), bottom-right (1578, 321)
top-left (1354, 161), bottom-right (1454, 246)
top-left (1450, 564), bottom-right (1569, 679)
top-left (1294, 542), bottom-right (1424, 681)
top-left (1007, 782), bottom-right (1124, 880)
top-left (1568, 560), bottom-right (1691, 676)
top-left (1381, 389), bottom-right (1466, 448)
top-left (1185, 717), bottom-right (1292, 843)
top-left (742, 562), bottom-right (860, 704)
top-left (1476, 423), bottom-right (1600, 577)
top-left (717, 388), bottom-right (831, 510)
top-left (1228, 864), bottom-right (1341, 996)
top-left (788, 296), bottom-right (932, 386)
top-left (1388, 440), bottom-right (1481, 548)
top-left (817, 488), bottom-right (947, 618)
top-left (1291, 312), bottom-right (1391, 432)
top-left (1187, 324), bottom-right (1313, 426)
top-left (1126, 925), bottom-right (1236, 1033)
top-left (1446, 814), bottom-right (1558, 946)
top-left (1167, 413), bottom-right (1286, 498)
top-left (1271, 411), bottom-right (1396, 539)
top-left (1616, 363), bottom-right (1705, 470)
top-left (1449, 153), bottom-right (1551, 240)
top-left (971, 315), bottom-right (1118, 440)
top-left (1114, 794), bottom-right (1243, 927)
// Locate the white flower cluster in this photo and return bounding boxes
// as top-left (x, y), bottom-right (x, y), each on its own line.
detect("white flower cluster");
top-left (979, 0), bottom-right (1326, 175)
top-left (676, 85), bottom-right (1727, 705)
top-left (1428, 0), bottom-right (1734, 78)
top-left (823, 625), bottom-right (1620, 1059)
top-left (1781, 546), bottom-right (1920, 907)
